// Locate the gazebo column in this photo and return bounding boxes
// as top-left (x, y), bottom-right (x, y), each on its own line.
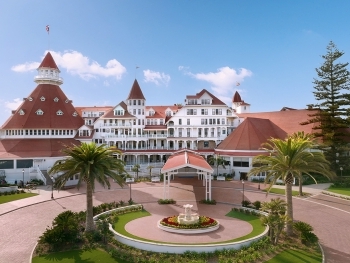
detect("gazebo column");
top-left (205, 172), bottom-right (212, 200)
top-left (163, 172), bottom-right (171, 199)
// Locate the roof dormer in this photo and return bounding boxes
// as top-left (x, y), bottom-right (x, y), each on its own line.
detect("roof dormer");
top-left (36, 109), bottom-right (44, 115)
top-left (54, 97), bottom-right (59, 102)
top-left (56, 110), bottom-right (63, 115)
top-left (40, 96), bottom-right (45, 101)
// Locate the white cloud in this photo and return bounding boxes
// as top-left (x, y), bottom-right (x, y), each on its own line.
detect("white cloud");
top-left (11, 50), bottom-right (127, 81)
top-left (143, 69), bottom-right (170, 86)
top-left (11, 62), bottom-right (40, 72)
top-left (5, 98), bottom-right (23, 111)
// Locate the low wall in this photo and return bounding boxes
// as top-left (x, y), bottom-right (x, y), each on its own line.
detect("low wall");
top-left (95, 205), bottom-right (269, 254)
top-left (0, 186), bottom-right (18, 193)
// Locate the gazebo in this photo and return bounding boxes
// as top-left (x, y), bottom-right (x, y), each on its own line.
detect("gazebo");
top-left (161, 149), bottom-right (214, 200)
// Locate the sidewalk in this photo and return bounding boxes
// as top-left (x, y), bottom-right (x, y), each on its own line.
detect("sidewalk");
top-left (271, 183), bottom-right (332, 195)
top-left (0, 186), bottom-right (84, 216)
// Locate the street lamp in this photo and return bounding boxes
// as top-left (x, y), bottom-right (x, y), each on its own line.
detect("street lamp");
top-left (51, 176), bottom-right (54, 199)
top-left (22, 169), bottom-right (24, 188)
top-left (242, 180), bottom-right (245, 205)
top-left (258, 173), bottom-right (261, 190)
top-left (129, 181), bottom-right (132, 202)
top-left (340, 167), bottom-right (343, 183)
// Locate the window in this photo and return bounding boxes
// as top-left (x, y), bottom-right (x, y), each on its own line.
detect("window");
top-left (187, 109), bottom-right (197, 115)
top-left (114, 110), bottom-right (124, 116)
top-left (201, 119), bottom-right (208, 125)
top-left (160, 119), bottom-right (164, 125)
top-left (204, 141), bottom-right (209, 148)
top-left (217, 118), bottom-right (220, 124)
top-left (166, 111), bottom-right (171, 116)
top-left (179, 119), bottom-right (182, 125)
top-left (212, 109), bottom-right (222, 115)
top-left (36, 109), bottom-right (44, 115)
top-left (65, 99), bottom-right (69, 103)
top-left (233, 158), bottom-right (249, 167)
top-left (138, 100), bottom-right (141, 105)
top-left (133, 100), bottom-right (136, 105)
top-left (17, 159), bottom-right (33, 168)
top-left (201, 99), bottom-right (210, 105)
top-left (222, 118), bottom-right (225, 125)
top-left (72, 112), bottom-right (78, 117)
top-left (19, 109), bottom-right (25, 115)
top-left (28, 97), bottom-right (33, 101)
top-left (187, 99), bottom-right (197, 105)
top-left (0, 160), bottom-right (14, 169)
top-left (138, 109), bottom-right (141, 115)
top-left (54, 97), bottom-right (59, 102)
top-left (56, 110), bottom-right (63, 115)
top-left (133, 109), bottom-right (136, 115)
top-left (138, 119), bottom-right (141, 125)
top-left (201, 109), bottom-right (208, 115)
top-left (187, 119), bottom-right (190, 125)
top-left (40, 96), bottom-right (45, 101)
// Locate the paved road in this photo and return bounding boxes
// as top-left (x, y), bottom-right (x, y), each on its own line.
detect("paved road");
top-left (0, 180), bottom-right (349, 263)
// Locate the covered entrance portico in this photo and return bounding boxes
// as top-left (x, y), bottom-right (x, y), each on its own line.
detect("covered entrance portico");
top-left (161, 149), bottom-right (214, 201)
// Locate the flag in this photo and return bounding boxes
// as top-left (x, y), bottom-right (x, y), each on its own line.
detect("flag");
top-left (236, 82), bottom-right (240, 86)
top-left (46, 25), bottom-right (50, 34)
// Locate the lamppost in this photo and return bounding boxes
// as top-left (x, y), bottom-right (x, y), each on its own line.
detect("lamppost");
top-left (258, 173), bottom-right (261, 190)
top-left (51, 176), bottom-right (54, 199)
top-left (340, 167), bottom-right (343, 183)
top-left (22, 169), bottom-right (24, 188)
top-left (242, 180), bottom-right (245, 205)
top-left (129, 181), bottom-right (132, 202)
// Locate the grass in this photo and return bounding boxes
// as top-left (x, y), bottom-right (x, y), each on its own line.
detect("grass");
top-left (112, 209), bottom-right (266, 245)
top-left (32, 248), bottom-right (129, 263)
top-left (327, 187), bottom-right (350, 196)
top-left (0, 192), bottom-right (38, 204)
top-left (266, 248), bottom-right (322, 263)
top-left (264, 188), bottom-right (302, 196)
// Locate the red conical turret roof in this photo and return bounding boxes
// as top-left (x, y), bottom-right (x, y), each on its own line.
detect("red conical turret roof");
top-left (127, 79), bottom-right (146, 100)
top-left (38, 52), bottom-right (60, 71)
top-left (232, 91), bottom-right (242, 103)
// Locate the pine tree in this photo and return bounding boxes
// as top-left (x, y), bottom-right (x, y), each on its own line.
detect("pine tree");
top-left (303, 41), bottom-right (350, 173)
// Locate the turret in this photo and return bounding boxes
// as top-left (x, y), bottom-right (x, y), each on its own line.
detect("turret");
top-left (34, 52), bottom-right (63, 85)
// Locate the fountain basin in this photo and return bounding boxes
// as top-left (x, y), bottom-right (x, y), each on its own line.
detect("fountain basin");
top-left (157, 219), bottom-right (220, 234)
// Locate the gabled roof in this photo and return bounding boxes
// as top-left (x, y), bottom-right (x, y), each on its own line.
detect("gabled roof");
top-left (146, 105), bottom-right (180, 119)
top-left (127, 79), bottom-right (145, 100)
top-left (38, 52), bottom-right (60, 70)
top-left (217, 117), bottom-right (287, 151)
top-left (74, 106), bottom-right (113, 117)
top-left (102, 101), bottom-right (136, 119)
top-left (1, 84), bottom-right (84, 129)
top-left (161, 149), bottom-right (213, 173)
top-left (0, 139), bottom-right (80, 158)
top-left (186, 89), bottom-right (226, 105)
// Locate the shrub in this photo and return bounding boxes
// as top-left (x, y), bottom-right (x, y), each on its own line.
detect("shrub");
top-left (252, 201), bottom-right (261, 210)
top-left (294, 221), bottom-right (318, 244)
top-left (241, 200), bottom-right (251, 207)
top-left (158, 199), bottom-right (176, 204)
top-left (199, 199), bottom-right (216, 205)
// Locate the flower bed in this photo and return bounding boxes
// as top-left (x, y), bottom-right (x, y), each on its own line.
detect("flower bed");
top-left (160, 215), bottom-right (218, 229)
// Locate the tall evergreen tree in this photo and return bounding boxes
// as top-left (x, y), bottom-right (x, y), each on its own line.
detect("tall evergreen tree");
top-left (302, 41), bottom-right (350, 172)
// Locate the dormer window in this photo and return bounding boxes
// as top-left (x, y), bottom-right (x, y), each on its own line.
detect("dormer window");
top-left (72, 112), bottom-right (78, 117)
top-left (40, 96), bottom-right (45, 101)
top-left (56, 110), bottom-right (63, 115)
top-left (65, 99), bottom-right (69, 103)
top-left (19, 109), bottom-right (25, 115)
top-left (54, 97), bottom-right (59, 102)
top-left (28, 97), bottom-right (33, 101)
top-left (36, 109), bottom-right (44, 115)
top-left (114, 110), bottom-right (124, 116)
top-left (149, 111), bottom-right (155, 116)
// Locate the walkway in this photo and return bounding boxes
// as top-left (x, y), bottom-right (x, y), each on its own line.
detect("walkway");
top-left (0, 180), bottom-right (349, 263)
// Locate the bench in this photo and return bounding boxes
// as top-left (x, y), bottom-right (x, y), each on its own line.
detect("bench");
top-left (151, 176), bottom-right (160, 182)
top-left (125, 178), bottom-right (135, 183)
top-left (217, 176), bottom-right (226, 181)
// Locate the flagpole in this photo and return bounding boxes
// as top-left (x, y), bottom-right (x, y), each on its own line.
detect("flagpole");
top-left (135, 66), bottom-right (139, 79)
top-left (46, 25), bottom-right (50, 51)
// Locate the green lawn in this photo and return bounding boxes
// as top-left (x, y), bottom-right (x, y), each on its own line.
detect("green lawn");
top-left (0, 193), bottom-right (38, 204)
top-left (32, 248), bottom-right (129, 263)
top-left (266, 249), bottom-right (322, 263)
top-left (327, 187), bottom-right (350, 196)
top-left (264, 188), bottom-right (301, 196)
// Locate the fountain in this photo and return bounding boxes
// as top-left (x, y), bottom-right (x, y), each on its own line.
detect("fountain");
top-left (157, 204), bottom-right (220, 234)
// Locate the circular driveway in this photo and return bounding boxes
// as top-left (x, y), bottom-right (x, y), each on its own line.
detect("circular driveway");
top-left (0, 179), bottom-right (349, 263)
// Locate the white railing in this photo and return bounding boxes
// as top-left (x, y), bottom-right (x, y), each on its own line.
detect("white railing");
top-left (36, 166), bottom-right (47, 185)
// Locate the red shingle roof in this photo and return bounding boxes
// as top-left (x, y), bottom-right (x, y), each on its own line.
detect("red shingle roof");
top-left (186, 89), bottom-right (226, 105)
top-left (38, 52), bottom-right (60, 70)
top-left (162, 150), bottom-right (213, 173)
top-left (232, 91), bottom-right (242, 102)
top-left (0, 139), bottom-right (80, 158)
top-left (127, 79), bottom-right (145, 100)
top-left (1, 84), bottom-right (84, 129)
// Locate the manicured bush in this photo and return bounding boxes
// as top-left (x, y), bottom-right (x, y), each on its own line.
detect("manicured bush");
top-left (199, 199), bottom-right (216, 205)
top-left (158, 198), bottom-right (176, 204)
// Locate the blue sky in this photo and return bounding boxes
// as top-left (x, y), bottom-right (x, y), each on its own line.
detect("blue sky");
top-left (1, 1), bottom-right (350, 124)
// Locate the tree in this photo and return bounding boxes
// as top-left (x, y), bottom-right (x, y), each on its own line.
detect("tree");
top-left (147, 165), bottom-right (154, 178)
top-left (260, 198), bottom-right (289, 245)
top-left (208, 155), bottom-right (226, 176)
top-left (248, 132), bottom-right (334, 236)
top-left (132, 164), bottom-right (141, 180)
top-left (302, 41), bottom-right (350, 173)
top-left (49, 143), bottom-right (126, 232)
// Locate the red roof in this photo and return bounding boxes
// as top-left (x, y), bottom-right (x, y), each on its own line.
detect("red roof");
top-left (0, 139), bottom-right (80, 158)
top-left (38, 52), bottom-right (59, 70)
top-left (1, 84), bottom-right (84, 129)
top-left (217, 109), bottom-right (319, 153)
top-left (186, 89), bottom-right (226, 105)
top-left (162, 150), bottom-right (213, 173)
top-left (127, 79), bottom-right (145, 100)
top-left (102, 101), bottom-right (136, 119)
top-left (232, 91), bottom-right (242, 102)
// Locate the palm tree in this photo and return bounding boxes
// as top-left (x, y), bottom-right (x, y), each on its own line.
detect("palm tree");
top-left (248, 132), bottom-right (334, 236)
top-left (147, 165), bottom-right (154, 179)
top-left (132, 164), bottom-right (141, 180)
top-left (208, 155), bottom-right (226, 176)
top-left (48, 142), bottom-right (126, 232)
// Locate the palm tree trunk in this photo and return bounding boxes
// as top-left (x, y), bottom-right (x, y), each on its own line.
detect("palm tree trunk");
top-left (285, 181), bottom-right (294, 236)
top-left (299, 177), bottom-right (303, 196)
top-left (85, 182), bottom-right (95, 232)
